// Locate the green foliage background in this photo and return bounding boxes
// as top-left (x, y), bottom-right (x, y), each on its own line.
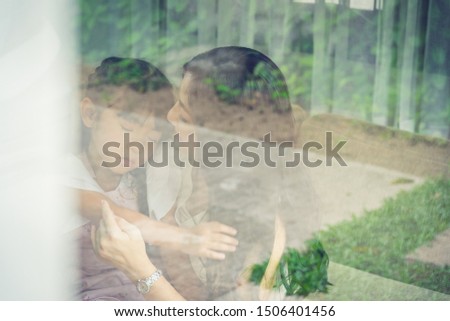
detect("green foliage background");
top-left (78, 0), bottom-right (450, 139)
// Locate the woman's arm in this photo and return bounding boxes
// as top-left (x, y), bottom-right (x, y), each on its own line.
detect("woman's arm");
top-left (77, 189), bottom-right (238, 260)
top-left (91, 200), bottom-right (185, 301)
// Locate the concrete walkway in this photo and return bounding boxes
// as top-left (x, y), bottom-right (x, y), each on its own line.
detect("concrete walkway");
top-left (304, 154), bottom-right (423, 230)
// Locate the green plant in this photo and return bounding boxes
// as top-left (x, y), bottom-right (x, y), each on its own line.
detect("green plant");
top-left (249, 239), bottom-right (332, 296)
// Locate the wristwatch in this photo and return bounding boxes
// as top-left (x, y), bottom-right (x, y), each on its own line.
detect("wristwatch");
top-left (136, 269), bottom-right (162, 294)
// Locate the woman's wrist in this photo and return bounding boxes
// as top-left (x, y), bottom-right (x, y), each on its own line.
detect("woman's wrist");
top-left (126, 259), bottom-right (158, 282)
top-left (154, 224), bottom-right (192, 252)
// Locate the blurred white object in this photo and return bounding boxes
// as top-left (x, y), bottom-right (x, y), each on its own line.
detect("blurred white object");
top-left (0, 0), bottom-right (77, 299)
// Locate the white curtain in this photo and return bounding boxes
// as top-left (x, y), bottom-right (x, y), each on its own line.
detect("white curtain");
top-left (0, 0), bottom-right (77, 299)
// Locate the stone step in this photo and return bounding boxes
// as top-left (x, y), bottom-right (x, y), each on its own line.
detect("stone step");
top-left (406, 229), bottom-right (450, 267)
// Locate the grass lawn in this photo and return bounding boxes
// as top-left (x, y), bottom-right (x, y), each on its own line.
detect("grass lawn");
top-left (317, 178), bottom-right (450, 294)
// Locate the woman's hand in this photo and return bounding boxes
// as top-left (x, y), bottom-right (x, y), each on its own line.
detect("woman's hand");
top-left (161, 205), bottom-right (239, 261)
top-left (91, 200), bottom-right (155, 281)
top-left (91, 200), bottom-right (185, 300)
top-left (183, 221), bottom-right (239, 260)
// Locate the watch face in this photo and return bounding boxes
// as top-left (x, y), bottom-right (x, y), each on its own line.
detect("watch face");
top-left (137, 280), bottom-right (149, 294)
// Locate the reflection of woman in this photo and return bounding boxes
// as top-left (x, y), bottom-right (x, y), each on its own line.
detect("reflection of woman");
top-left (94, 46), bottom-right (315, 300)
top-left (169, 46), bottom-right (299, 300)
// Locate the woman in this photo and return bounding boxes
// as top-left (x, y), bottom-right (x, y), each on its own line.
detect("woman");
top-left (93, 47), bottom-right (317, 300)
top-left (69, 56), bottom-right (238, 301)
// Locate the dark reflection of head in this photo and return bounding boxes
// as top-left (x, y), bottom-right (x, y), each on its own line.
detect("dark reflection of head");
top-left (182, 46), bottom-right (295, 143)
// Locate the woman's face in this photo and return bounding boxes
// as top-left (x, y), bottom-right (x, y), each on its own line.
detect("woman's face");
top-left (84, 89), bottom-right (162, 175)
top-left (167, 73), bottom-right (195, 141)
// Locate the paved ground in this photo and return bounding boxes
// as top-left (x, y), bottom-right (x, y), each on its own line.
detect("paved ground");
top-left (195, 128), bottom-right (448, 300)
top-left (303, 155), bottom-right (423, 231)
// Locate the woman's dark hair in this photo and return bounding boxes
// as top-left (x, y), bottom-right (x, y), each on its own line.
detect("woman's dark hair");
top-left (183, 46), bottom-right (292, 113)
top-left (87, 57), bottom-right (171, 95)
top-left (82, 56), bottom-right (174, 128)
top-left (82, 56), bottom-right (174, 144)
